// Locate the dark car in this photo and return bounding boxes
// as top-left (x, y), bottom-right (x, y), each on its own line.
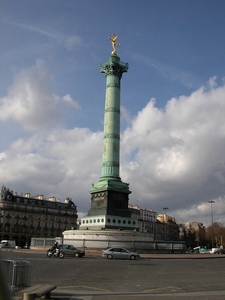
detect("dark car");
top-left (23, 243), bottom-right (30, 249)
top-left (58, 244), bottom-right (85, 257)
top-left (102, 247), bottom-right (140, 260)
top-left (214, 248), bottom-right (225, 254)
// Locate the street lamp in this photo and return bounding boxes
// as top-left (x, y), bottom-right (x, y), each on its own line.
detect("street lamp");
top-left (163, 207), bottom-right (169, 240)
top-left (208, 200), bottom-right (215, 248)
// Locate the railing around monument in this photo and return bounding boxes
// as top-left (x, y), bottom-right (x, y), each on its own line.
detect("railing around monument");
top-left (31, 237), bottom-right (186, 253)
top-left (30, 237), bottom-right (62, 248)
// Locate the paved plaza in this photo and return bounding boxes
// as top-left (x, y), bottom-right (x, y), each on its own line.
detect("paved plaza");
top-left (1, 249), bottom-right (225, 300)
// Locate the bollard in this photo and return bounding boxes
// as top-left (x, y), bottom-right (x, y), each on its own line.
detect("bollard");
top-left (23, 292), bottom-right (35, 300)
top-left (0, 259), bottom-right (12, 300)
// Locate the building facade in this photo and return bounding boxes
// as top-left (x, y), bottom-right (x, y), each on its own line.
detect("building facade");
top-left (157, 213), bottom-right (180, 241)
top-left (181, 221), bottom-right (206, 248)
top-left (129, 204), bottom-right (157, 236)
top-left (128, 205), bottom-right (180, 241)
top-left (0, 186), bottom-right (78, 247)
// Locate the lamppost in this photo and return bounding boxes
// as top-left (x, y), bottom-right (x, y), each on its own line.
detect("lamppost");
top-left (208, 200), bottom-right (215, 248)
top-left (163, 207), bottom-right (169, 240)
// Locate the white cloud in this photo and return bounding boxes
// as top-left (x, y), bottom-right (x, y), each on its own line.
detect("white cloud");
top-left (208, 76), bottom-right (217, 88)
top-left (172, 196), bottom-right (225, 227)
top-left (62, 94), bottom-right (80, 109)
top-left (0, 128), bottom-right (103, 214)
top-left (1, 65), bottom-right (225, 226)
top-left (0, 152), bottom-right (7, 160)
top-left (0, 60), bottom-right (80, 131)
top-left (121, 82), bottom-right (225, 223)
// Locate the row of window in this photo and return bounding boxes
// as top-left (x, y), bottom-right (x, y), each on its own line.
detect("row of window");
top-left (1, 194), bottom-right (77, 210)
top-left (2, 216), bottom-right (69, 223)
top-left (82, 218), bottom-right (136, 225)
top-left (2, 225), bottom-right (67, 235)
top-left (0, 211), bottom-right (72, 223)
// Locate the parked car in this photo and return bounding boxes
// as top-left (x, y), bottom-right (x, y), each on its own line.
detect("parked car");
top-left (193, 246), bottom-right (208, 253)
top-left (209, 248), bottom-right (219, 254)
top-left (23, 243), bottom-right (30, 249)
top-left (102, 247), bottom-right (140, 260)
top-left (215, 248), bottom-right (225, 254)
top-left (0, 240), bottom-right (16, 248)
top-left (58, 244), bottom-right (85, 257)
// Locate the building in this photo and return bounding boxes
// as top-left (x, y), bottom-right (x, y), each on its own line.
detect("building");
top-left (0, 186), bottom-right (78, 247)
top-left (181, 221), bottom-right (206, 247)
top-left (157, 214), bottom-right (180, 241)
top-left (128, 205), bottom-right (181, 241)
top-left (129, 204), bottom-right (157, 235)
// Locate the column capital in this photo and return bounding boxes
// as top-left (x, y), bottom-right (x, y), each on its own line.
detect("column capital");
top-left (100, 55), bottom-right (128, 78)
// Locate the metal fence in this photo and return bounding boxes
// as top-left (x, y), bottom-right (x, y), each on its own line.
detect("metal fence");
top-left (31, 237), bottom-right (186, 252)
top-left (2, 260), bottom-right (32, 295)
top-left (31, 237), bottom-right (62, 248)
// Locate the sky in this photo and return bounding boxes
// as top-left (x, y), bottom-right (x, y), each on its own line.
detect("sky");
top-left (1, 0), bottom-right (225, 227)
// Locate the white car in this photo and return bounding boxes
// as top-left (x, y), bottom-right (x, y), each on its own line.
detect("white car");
top-left (209, 248), bottom-right (219, 254)
top-left (102, 247), bottom-right (140, 260)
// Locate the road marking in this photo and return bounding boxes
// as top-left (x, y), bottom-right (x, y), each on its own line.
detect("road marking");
top-left (58, 285), bottom-right (111, 292)
top-left (143, 286), bottom-right (183, 293)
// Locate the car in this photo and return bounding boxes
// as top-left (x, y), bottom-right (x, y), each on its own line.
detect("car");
top-left (215, 248), bottom-right (225, 254)
top-left (193, 246), bottom-right (208, 253)
top-left (23, 243), bottom-right (30, 249)
top-left (58, 244), bottom-right (85, 257)
top-left (102, 247), bottom-right (140, 260)
top-left (209, 248), bottom-right (219, 254)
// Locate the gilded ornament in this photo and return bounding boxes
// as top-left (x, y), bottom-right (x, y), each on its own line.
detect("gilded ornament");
top-left (109, 33), bottom-right (120, 55)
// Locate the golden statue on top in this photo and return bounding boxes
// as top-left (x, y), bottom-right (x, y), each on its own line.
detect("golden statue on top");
top-left (109, 33), bottom-right (120, 55)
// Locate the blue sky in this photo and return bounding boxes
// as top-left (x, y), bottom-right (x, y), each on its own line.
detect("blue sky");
top-left (1, 0), bottom-right (225, 226)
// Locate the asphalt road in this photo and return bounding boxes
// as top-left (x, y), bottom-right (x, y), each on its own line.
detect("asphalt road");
top-left (1, 249), bottom-right (225, 299)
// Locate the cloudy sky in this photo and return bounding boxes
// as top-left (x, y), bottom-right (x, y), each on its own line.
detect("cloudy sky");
top-left (1, 0), bottom-right (225, 226)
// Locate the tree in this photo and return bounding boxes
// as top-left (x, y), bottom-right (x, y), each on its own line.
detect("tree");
top-left (205, 222), bottom-right (225, 248)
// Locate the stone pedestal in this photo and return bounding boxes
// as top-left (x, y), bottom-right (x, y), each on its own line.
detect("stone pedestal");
top-left (63, 229), bottom-right (154, 250)
top-left (80, 214), bottom-right (139, 231)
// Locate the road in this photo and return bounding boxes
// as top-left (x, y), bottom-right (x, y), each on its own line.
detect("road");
top-left (1, 249), bottom-right (225, 299)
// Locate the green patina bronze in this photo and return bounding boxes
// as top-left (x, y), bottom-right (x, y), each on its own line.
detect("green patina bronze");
top-left (81, 35), bottom-right (137, 229)
top-left (90, 54), bottom-right (130, 194)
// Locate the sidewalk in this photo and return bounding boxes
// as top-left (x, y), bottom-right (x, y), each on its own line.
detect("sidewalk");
top-left (140, 253), bottom-right (225, 259)
top-left (51, 287), bottom-right (225, 300)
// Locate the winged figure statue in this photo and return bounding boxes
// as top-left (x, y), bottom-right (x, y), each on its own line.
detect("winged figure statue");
top-left (109, 33), bottom-right (120, 55)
